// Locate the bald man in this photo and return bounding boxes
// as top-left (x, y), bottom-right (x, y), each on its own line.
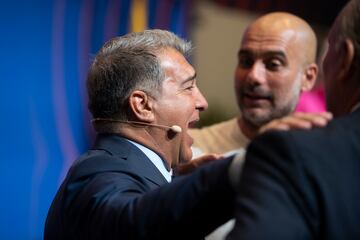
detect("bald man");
top-left (228, 0), bottom-right (360, 238)
top-left (190, 12), bottom-right (324, 158)
top-left (191, 12), bottom-right (332, 240)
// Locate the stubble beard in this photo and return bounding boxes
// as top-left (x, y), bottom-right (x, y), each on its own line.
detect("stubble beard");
top-left (241, 89), bottom-right (300, 128)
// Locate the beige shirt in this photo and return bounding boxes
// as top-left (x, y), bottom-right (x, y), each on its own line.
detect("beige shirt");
top-left (189, 117), bottom-right (249, 155)
top-left (189, 118), bottom-right (248, 240)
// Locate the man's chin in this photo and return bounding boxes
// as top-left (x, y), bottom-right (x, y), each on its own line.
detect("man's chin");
top-left (243, 111), bottom-right (272, 127)
top-left (183, 152), bottom-right (193, 163)
top-left (178, 147), bottom-right (193, 164)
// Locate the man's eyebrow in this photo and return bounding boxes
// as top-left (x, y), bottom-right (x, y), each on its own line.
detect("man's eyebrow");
top-left (263, 51), bottom-right (286, 59)
top-left (238, 49), bottom-right (251, 57)
top-left (238, 49), bottom-right (286, 58)
top-left (182, 72), bottom-right (197, 84)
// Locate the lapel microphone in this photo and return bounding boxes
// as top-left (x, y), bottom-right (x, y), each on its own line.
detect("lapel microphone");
top-left (92, 118), bottom-right (182, 133)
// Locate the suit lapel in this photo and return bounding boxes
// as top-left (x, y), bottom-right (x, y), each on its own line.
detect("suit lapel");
top-left (91, 134), bottom-right (168, 186)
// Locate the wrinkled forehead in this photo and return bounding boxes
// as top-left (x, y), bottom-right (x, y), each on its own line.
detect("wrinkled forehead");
top-left (157, 48), bottom-right (195, 83)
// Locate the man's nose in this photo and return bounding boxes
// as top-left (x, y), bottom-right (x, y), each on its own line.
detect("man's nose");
top-left (195, 88), bottom-right (208, 111)
top-left (247, 61), bottom-right (266, 85)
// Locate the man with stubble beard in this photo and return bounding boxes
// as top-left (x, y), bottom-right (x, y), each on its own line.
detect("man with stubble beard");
top-left (228, 0), bottom-right (360, 238)
top-left (190, 12), bottom-right (332, 158)
top-left (190, 12), bottom-right (332, 240)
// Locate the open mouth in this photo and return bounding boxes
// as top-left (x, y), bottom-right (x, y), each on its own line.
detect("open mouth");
top-left (186, 119), bottom-right (199, 145)
top-left (187, 118), bottom-right (199, 129)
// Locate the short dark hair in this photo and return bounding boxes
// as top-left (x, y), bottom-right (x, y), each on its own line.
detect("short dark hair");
top-left (87, 29), bottom-right (192, 122)
top-left (337, 0), bottom-right (360, 70)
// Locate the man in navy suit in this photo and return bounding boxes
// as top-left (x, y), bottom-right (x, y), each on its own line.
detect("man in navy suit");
top-left (227, 0), bottom-right (360, 239)
top-left (44, 29), bottom-right (236, 239)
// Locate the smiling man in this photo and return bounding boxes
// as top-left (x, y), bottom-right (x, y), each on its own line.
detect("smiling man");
top-left (148, 47), bottom-right (204, 165)
top-left (44, 30), bottom-right (236, 239)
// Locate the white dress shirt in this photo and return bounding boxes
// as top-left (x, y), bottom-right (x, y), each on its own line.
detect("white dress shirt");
top-left (126, 139), bottom-right (172, 182)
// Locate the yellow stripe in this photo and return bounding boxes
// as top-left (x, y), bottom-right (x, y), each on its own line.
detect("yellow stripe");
top-left (130, 0), bottom-right (147, 32)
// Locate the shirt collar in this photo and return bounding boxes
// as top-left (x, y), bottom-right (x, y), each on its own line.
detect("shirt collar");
top-left (126, 139), bottom-right (172, 182)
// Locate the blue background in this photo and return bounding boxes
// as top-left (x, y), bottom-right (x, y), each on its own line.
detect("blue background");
top-left (0, 0), bottom-right (189, 238)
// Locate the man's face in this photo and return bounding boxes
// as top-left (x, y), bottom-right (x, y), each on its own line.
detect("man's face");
top-left (235, 28), bottom-right (305, 127)
top-left (153, 48), bottom-right (208, 164)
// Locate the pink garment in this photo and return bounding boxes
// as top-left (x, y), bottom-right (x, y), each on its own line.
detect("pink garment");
top-left (295, 87), bottom-right (326, 113)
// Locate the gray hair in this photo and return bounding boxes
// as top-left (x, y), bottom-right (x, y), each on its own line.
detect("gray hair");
top-left (87, 29), bottom-right (192, 123)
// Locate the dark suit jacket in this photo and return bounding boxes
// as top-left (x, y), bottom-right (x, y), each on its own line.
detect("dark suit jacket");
top-left (45, 134), bottom-right (235, 240)
top-left (228, 108), bottom-right (360, 240)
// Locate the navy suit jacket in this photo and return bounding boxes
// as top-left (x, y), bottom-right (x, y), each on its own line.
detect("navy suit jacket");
top-left (228, 108), bottom-right (360, 239)
top-left (45, 134), bottom-right (235, 240)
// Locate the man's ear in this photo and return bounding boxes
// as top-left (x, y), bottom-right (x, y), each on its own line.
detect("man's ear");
top-left (128, 90), bottom-right (155, 122)
top-left (301, 63), bottom-right (318, 92)
top-left (338, 38), bottom-right (355, 82)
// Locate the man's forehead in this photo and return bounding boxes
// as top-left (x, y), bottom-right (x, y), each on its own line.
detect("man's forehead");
top-left (242, 27), bottom-right (298, 46)
top-left (158, 51), bottom-right (195, 84)
top-left (240, 30), bottom-right (301, 58)
top-left (163, 69), bottom-right (196, 85)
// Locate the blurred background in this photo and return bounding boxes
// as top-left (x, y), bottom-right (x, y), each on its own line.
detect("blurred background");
top-left (0, 0), bottom-right (347, 238)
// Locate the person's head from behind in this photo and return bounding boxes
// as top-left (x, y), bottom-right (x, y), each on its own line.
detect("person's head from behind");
top-left (235, 12), bottom-right (318, 128)
top-left (87, 29), bottom-right (208, 165)
top-left (322, 0), bottom-right (360, 117)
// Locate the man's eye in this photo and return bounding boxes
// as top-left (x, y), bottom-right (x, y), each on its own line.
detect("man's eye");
top-left (185, 85), bottom-right (195, 91)
top-left (265, 59), bottom-right (283, 70)
top-left (238, 56), bottom-right (253, 68)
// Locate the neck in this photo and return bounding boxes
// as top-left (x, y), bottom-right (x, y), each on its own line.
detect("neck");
top-left (238, 117), bottom-right (260, 140)
top-left (107, 124), bottom-right (181, 171)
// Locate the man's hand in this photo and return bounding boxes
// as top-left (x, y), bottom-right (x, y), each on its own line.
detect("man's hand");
top-left (259, 112), bottom-right (333, 134)
top-left (174, 154), bottom-right (224, 176)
